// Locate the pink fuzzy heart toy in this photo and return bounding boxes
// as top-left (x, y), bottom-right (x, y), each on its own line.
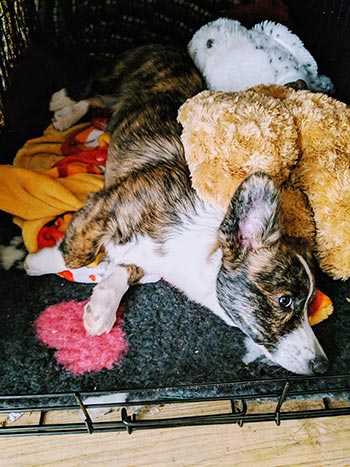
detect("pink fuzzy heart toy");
top-left (35, 300), bottom-right (128, 375)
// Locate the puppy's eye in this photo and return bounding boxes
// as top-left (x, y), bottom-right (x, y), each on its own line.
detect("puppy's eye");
top-left (206, 38), bottom-right (214, 48)
top-left (278, 295), bottom-right (294, 311)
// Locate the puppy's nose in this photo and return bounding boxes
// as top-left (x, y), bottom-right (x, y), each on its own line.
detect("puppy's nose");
top-left (310, 356), bottom-right (329, 374)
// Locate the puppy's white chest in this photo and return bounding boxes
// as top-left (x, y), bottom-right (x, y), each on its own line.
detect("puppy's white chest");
top-left (105, 203), bottom-right (226, 314)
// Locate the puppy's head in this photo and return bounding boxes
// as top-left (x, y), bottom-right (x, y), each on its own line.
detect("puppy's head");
top-left (217, 172), bottom-right (328, 375)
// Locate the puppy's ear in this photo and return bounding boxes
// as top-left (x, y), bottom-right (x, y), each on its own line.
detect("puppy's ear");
top-left (60, 190), bottom-right (111, 269)
top-left (219, 172), bottom-right (281, 256)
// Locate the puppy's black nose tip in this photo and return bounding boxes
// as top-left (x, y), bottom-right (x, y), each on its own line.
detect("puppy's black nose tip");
top-left (310, 356), bottom-right (329, 375)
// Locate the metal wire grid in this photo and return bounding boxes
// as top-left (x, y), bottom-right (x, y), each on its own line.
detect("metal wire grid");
top-left (1, 374), bottom-right (349, 436)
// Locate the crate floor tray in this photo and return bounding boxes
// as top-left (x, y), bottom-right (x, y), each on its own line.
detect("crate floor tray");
top-left (0, 261), bottom-right (349, 423)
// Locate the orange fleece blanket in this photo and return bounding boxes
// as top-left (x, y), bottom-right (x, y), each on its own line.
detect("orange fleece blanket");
top-left (0, 121), bottom-right (108, 252)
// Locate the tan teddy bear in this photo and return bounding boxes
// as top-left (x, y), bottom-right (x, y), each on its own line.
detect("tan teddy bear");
top-left (178, 84), bottom-right (350, 280)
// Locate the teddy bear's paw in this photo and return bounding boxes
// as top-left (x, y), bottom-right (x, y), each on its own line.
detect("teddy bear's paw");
top-left (310, 75), bottom-right (335, 94)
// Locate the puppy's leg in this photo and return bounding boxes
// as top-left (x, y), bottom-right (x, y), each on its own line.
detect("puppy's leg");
top-left (84, 264), bottom-right (144, 335)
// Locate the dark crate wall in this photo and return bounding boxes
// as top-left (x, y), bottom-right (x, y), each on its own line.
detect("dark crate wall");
top-left (2, 1), bottom-right (350, 99)
top-left (30, 0), bottom-right (350, 104)
top-left (1, 0), bottom-right (350, 160)
top-left (285, 0), bottom-right (350, 105)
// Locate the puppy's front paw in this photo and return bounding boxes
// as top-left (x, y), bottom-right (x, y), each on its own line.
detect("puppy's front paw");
top-left (83, 284), bottom-right (119, 335)
top-left (49, 88), bottom-right (75, 112)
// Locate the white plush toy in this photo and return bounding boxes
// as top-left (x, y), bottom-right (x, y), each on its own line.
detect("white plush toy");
top-left (188, 18), bottom-right (334, 93)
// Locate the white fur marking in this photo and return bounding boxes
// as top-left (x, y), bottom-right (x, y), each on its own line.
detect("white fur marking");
top-left (270, 321), bottom-right (327, 375)
top-left (242, 336), bottom-right (266, 364)
top-left (105, 202), bottom-right (233, 325)
top-left (296, 253), bottom-right (315, 306)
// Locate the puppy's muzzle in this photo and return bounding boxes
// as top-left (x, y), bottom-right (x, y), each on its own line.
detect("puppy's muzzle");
top-left (310, 355), bottom-right (329, 375)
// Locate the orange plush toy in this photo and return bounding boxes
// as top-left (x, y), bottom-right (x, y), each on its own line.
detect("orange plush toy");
top-left (309, 290), bottom-right (333, 326)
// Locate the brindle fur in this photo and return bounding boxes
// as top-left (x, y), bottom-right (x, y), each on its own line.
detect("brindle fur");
top-left (65, 44), bottom-right (205, 187)
top-left (60, 44), bottom-right (205, 266)
top-left (53, 44), bottom-right (328, 375)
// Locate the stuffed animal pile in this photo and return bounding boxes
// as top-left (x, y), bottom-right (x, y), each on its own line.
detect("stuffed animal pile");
top-left (178, 84), bottom-right (350, 281)
top-left (188, 18), bottom-right (334, 94)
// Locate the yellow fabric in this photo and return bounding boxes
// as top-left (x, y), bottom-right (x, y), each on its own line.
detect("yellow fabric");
top-left (0, 123), bottom-right (104, 252)
top-left (13, 123), bottom-right (90, 171)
